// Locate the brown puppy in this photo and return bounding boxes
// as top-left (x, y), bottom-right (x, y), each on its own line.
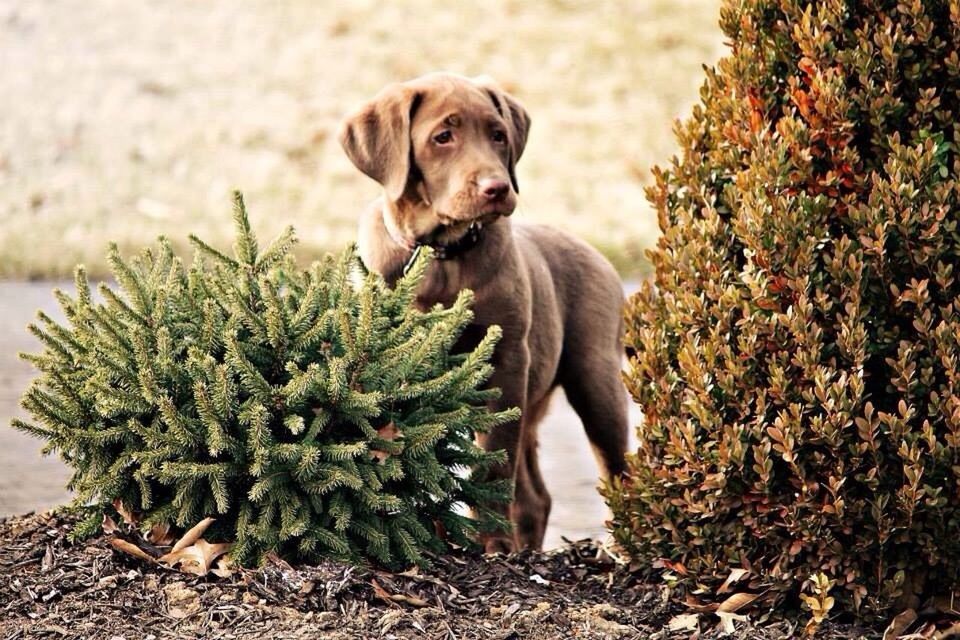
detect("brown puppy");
top-left (339, 73), bottom-right (629, 552)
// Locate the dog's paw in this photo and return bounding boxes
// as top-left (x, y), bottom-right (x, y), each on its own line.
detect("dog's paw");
top-left (482, 536), bottom-right (516, 555)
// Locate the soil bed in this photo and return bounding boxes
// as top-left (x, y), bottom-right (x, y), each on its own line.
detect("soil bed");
top-left (1, 511), bottom-right (877, 639)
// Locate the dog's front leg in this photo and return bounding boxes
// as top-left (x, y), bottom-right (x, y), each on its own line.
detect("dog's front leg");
top-left (476, 338), bottom-right (530, 554)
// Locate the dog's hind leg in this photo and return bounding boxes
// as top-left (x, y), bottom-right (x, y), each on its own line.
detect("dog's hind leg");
top-left (559, 353), bottom-right (630, 481)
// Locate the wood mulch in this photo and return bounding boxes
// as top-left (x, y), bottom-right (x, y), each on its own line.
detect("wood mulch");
top-left (1, 511), bottom-right (880, 639)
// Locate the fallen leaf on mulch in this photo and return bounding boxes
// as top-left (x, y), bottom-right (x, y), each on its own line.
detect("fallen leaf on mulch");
top-left (170, 516), bottom-right (215, 552)
top-left (101, 514), bottom-right (119, 534)
top-left (668, 612), bottom-right (699, 631)
top-left (104, 513), bottom-right (235, 578)
top-left (146, 521), bottom-right (175, 546)
top-left (40, 543), bottom-right (55, 572)
top-left (883, 608), bottom-right (916, 640)
top-left (935, 622), bottom-right (960, 639)
top-left (159, 538), bottom-right (232, 576)
top-left (112, 498), bottom-right (137, 525)
top-left (718, 567), bottom-right (750, 594)
top-left (718, 591), bottom-right (760, 613)
top-left (108, 537), bottom-right (156, 564)
top-left (717, 610), bottom-right (748, 634)
top-left (371, 577), bottom-right (429, 607)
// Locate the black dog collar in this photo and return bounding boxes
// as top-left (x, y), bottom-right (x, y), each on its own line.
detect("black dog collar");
top-left (427, 222), bottom-right (483, 260)
top-left (402, 222), bottom-right (483, 275)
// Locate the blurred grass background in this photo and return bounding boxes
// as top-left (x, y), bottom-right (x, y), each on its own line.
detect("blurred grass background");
top-left (0, 0), bottom-right (724, 280)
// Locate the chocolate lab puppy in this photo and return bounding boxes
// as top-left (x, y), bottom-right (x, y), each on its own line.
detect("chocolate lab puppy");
top-left (339, 72), bottom-right (629, 552)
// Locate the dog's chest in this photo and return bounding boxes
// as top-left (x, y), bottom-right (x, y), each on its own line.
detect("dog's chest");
top-left (413, 260), bottom-right (470, 309)
top-left (451, 322), bottom-right (490, 356)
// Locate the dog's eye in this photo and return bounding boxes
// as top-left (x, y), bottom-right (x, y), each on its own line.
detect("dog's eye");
top-left (433, 131), bottom-right (453, 144)
top-left (492, 130), bottom-right (507, 144)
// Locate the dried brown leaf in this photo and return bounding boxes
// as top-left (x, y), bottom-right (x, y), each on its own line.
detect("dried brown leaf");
top-left (146, 522), bottom-right (175, 547)
top-left (934, 622), bottom-right (960, 640)
top-left (718, 568), bottom-right (750, 594)
top-left (171, 517), bottom-right (215, 552)
top-left (392, 593), bottom-right (429, 607)
top-left (211, 555), bottom-right (238, 579)
top-left (377, 421), bottom-right (401, 440)
top-left (684, 594), bottom-right (719, 613)
top-left (371, 578), bottom-right (399, 604)
top-left (101, 514), bottom-right (118, 535)
top-left (112, 499), bottom-right (137, 525)
top-left (716, 611), bottom-right (747, 634)
top-left (883, 608), bottom-right (918, 640)
top-left (109, 537), bottom-right (157, 564)
top-left (717, 592), bottom-right (759, 613)
top-left (369, 578), bottom-right (427, 607)
top-left (667, 613), bottom-right (700, 632)
top-left (41, 544), bottom-right (55, 572)
top-left (160, 539), bottom-right (232, 576)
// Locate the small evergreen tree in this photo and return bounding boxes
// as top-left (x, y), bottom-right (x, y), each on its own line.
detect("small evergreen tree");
top-left (605, 0), bottom-right (960, 617)
top-left (14, 192), bottom-right (515, 568)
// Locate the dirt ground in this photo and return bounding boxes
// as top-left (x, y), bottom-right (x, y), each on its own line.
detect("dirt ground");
top-left (0, 280), bottom-right (641, 550)
top-left (0, 0), bottom-right (726, 279)
top-left (0, 511), bottom-right (883, 639)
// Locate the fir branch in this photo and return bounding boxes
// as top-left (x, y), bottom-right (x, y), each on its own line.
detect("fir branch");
top-left (224, 330), bottom-right (274, 403)
top-left (255, 225), bottom-right (298, 273)
top-left (189, 234), bottom-right (240, 271)
top-left (230, 191), bottom-right (258, 266)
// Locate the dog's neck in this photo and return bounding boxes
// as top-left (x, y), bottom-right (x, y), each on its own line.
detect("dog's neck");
top-left (376, 202), bottom-right (482, 262)
top-left (358, 198), bottom-right (512, 302)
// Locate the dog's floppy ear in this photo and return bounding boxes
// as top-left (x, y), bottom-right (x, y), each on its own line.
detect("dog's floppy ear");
top-left (339, 84), bottom-right (422, 202)
top-left (473, 76), bottom-right (532, 193)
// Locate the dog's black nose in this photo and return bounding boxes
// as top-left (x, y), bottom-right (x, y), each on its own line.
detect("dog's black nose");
top-left (479, 179), bottom-right (510, 201)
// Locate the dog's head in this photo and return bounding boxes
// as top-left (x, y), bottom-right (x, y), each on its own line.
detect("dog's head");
top-left (339, 73), bottom-right (531, 245)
